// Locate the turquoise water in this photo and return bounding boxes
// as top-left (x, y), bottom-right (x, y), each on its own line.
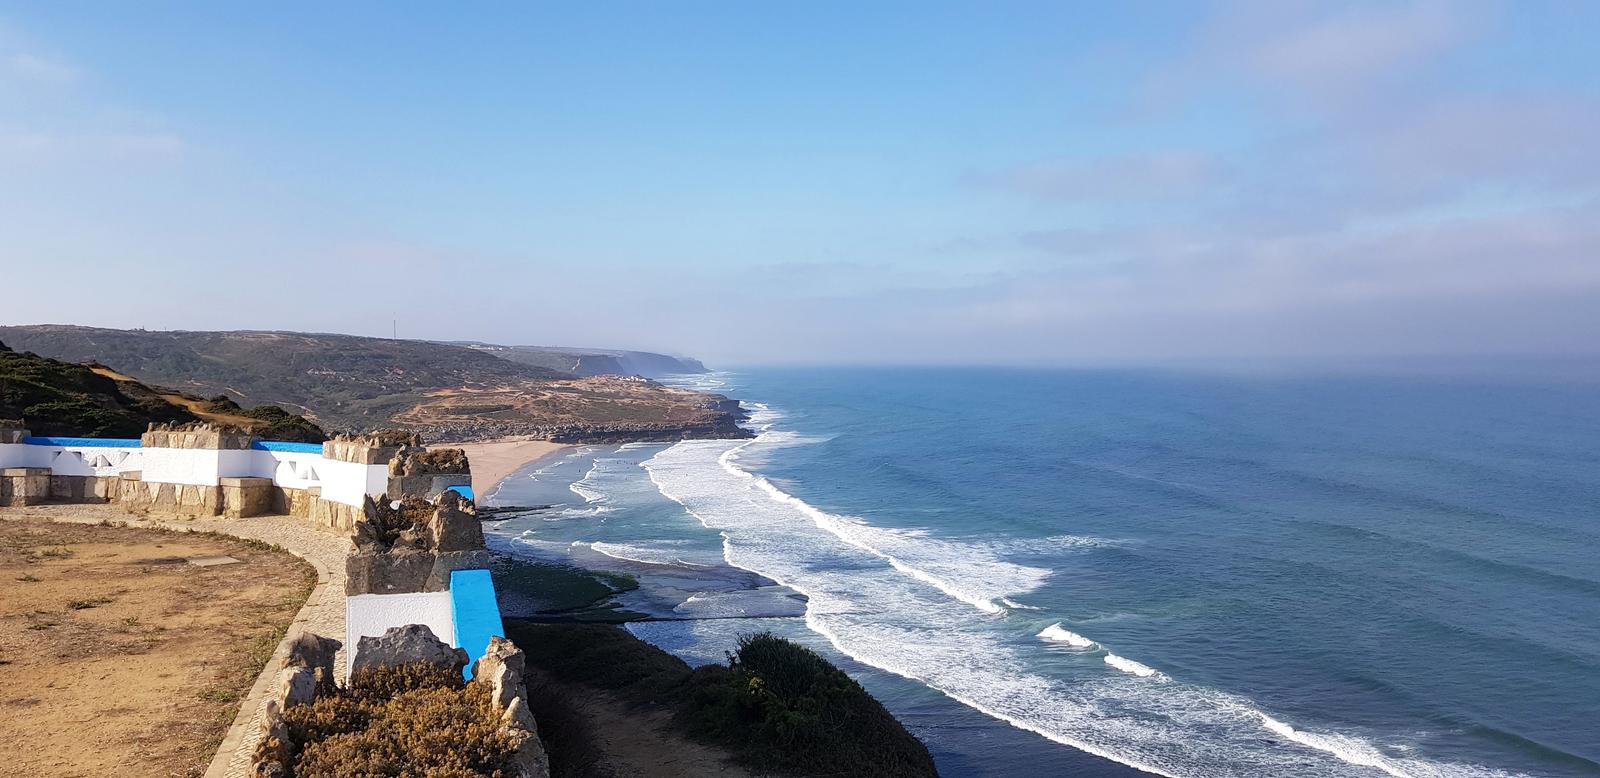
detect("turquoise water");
top-left (488, 367), bottom-right (1600, 777)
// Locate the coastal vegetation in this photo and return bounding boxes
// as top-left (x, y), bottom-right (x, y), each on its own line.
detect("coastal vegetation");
top-left (0, 340), bottom-right (194, 436)
top-left (277, 663), bottom-right (518, 777)
top-left (506, 622), bottom-right (939, 778)
top-left (0, 340), bottom-right (325, 439)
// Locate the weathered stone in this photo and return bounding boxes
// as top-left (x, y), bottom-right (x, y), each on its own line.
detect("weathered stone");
top-left (345, 548), bottom-right (435, 595)
top-left (390, 447), bottom-right (470, 477)
top-left (284, 631), bottom-right (342, 694)
top-left (350, 624), bottom-right (468, 677)
top-left (322, 431), bottom-right (420, 464)
top-left (429, 491), bottom-right (484, 551)
top-left (141, 421), bottom-right (253, 450)
top-left (471, 635), bottom-right (525, 708)
top-left (49, 474), bottom-right (117, 503)
top-left (275, 666), bottom-right (317, 708)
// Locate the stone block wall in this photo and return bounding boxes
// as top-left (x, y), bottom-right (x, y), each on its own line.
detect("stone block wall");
top-left (1, 467), bottom-right (51, 506)
top-left (49, 474), bottom-right (119, 503)
top-left (118, 477), bottom-right (224, 517)
top-left (221, 477), bottom-right (274, 519)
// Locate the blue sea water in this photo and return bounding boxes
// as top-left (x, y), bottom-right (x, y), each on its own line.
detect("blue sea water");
top-left (487, 367), bottom-right (1600, 777)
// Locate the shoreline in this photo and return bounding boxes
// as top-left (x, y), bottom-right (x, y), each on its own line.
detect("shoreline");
top-left (434, 438), bottom-right (571, 501)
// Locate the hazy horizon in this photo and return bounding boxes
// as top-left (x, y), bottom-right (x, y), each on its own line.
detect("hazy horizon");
top-left (3, 2), bottom-right (1598, 366)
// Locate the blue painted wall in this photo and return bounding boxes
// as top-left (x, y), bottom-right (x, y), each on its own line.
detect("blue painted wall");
top-left (449, 568), bottom-right (505, 679)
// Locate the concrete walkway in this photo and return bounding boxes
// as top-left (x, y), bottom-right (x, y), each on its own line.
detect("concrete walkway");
top-left (2, 503), bottom-right (352, 778)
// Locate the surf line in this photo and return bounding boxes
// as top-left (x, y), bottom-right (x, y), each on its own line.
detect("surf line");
top-left (642, 454), bottom-right (1180, 778)
top-left (709, 434), bottom-right (1009, 615)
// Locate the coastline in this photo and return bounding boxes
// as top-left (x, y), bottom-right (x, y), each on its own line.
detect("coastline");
top-left (435, 438), bottom-right (570, 500)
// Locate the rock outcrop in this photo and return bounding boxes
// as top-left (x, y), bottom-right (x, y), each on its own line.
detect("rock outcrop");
top-left (474, 635), bottom-right (550, 778)
top-left (350, 624), bottom-right (469, 677)
top-left (346, 490), bottom-right (490, 595)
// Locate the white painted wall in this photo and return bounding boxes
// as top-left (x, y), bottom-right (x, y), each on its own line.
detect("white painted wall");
top-left (141, 447), bottom-right (224, 486)
top-left (261, 450), bottom-right (327, 491)
top-left (316, 457), bottom-right (388, 508)
top-left (3, 440), bottom-right (394, 507)
top-left (0, 442), bottom-right (58, 469)
top-left (345, 591), bottom-right (457, 679)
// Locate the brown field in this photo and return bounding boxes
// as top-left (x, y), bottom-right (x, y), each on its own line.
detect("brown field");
top-left (0, 518), bottom-right (315, 778)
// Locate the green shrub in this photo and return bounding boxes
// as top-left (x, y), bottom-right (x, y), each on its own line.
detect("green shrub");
top-left (503, 623), bottom-right (939, 778)
top-left (689, 632), bottom-right (939, 777)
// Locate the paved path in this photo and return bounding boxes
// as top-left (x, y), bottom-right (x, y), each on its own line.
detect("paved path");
top-left (2, 504), bottom-right (352, 778)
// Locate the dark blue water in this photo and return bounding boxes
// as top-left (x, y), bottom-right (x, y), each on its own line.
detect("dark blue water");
top-left (491, 367), bottom-right (1600, 777)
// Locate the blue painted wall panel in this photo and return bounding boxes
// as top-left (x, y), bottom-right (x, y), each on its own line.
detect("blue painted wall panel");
top-left (449, 568), bottom-right (505, 679)
top-left (251, 440), bottom-right (325, 453)
top-left (23, 436), bottom-right (142, 448)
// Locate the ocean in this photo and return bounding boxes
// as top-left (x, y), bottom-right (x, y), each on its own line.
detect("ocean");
top-left (485, 367), bottom-right (1600, 777)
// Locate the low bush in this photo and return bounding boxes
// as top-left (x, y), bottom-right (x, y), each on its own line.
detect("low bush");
top-left (689, 632), bottom-right (940, 777)
top-left (278, 663), bottom-right (516, 778)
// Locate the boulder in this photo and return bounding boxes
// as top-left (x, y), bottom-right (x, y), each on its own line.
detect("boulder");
top-left (283, 631), bottom-right (342, 695)
top-left (350, 624), bottom-right (468, 677)
top-left (276, 666), bottom-right (317, 708)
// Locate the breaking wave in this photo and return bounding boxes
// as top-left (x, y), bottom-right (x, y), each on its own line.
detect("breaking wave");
top-left (1038, 623), bottom-right (1096, 647)
top-left (639, 414), bottom-right (1527, 778)
top-left (1105, 654), bottom-right (1161, 678)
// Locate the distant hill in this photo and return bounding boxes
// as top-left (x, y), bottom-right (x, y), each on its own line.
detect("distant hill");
top-left (0, 325), bottom-right (738, 442)
top-left (0, 325), bottom-right (570, 430)
top-left (449, 342), bottom-right (709, 377)
top-left (0, 339), bottom-right (324, 440)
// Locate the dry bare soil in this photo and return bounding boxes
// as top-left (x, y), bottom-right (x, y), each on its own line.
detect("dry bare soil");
top-left (0, 519), bottom-right (315, 778)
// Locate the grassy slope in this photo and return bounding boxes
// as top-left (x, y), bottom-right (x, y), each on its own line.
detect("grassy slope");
top-left (0, 340), bottom-right (324, 440)
top-left (0, 340), bottom-right (197, 437)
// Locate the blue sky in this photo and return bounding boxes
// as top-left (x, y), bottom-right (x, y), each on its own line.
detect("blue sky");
top-left (2, 2), bottom-right (1597, 365)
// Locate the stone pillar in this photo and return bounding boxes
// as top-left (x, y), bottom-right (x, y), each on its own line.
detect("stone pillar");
top-left (221, 476), bottom-right (274, 518)
top-left (0, 467), bottom-right (51, 506)
top-left (135, 423), bottom-right (252, 517)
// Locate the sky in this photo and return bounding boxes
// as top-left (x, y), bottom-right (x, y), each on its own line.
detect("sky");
top-left (2, 1), bottom-right (1598, 367)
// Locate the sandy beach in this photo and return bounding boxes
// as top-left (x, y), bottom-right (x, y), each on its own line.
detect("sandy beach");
top-left (439, 438), bottom-right (570, 501)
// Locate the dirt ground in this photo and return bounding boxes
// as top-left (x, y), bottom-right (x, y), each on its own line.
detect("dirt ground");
top-left (0, 518), bottom-right (316, 778)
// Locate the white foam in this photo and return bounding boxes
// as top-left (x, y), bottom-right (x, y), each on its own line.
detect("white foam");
top-left (1038, 623), bottom-right (1096, 647)
top-left (639, 413), bottom-right (1526, 778)
top-left (1105, 653), bottom-right (1160, 678)
top-left (577, 541), bottom-right (709, 568)
top-left (569, 459), bottom-right (606, 503)
top-left (1001, 597), bottom-right (1041, 610)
